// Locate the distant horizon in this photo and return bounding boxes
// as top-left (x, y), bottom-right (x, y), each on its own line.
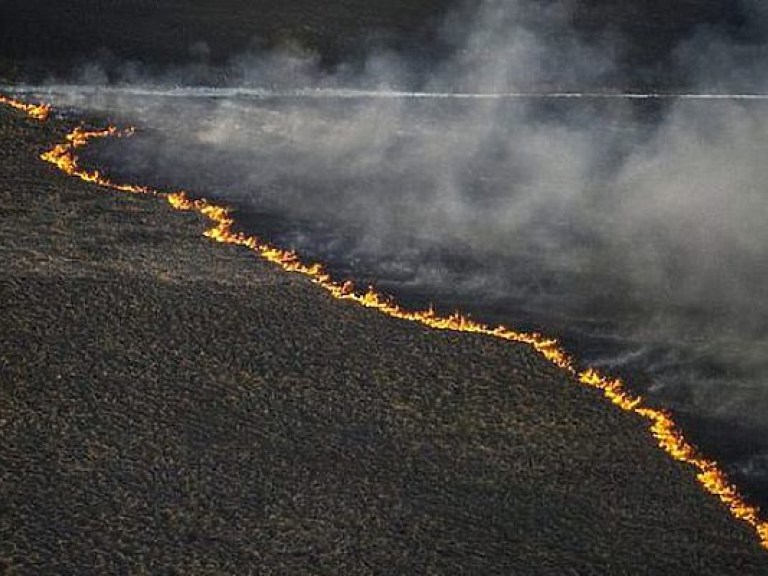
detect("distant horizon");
top-left (11, 83), bottom-right (768, 100)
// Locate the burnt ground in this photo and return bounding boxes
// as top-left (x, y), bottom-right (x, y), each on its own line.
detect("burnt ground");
top-left (0, 0), bottom-right (455, 79)
top-left (0, 0), bottom-right (761, 88)
top-left (2, 105), bottom-right (768, 573)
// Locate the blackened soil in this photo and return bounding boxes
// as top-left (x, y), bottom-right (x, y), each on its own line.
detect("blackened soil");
top-left (0, 0), bottom-right (453, 79)
top-left (0, 0), bottom-right (759, 88)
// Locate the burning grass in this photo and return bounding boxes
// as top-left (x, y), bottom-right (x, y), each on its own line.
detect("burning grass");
top-left (4, 94), bottom-right (768, 552)
top-left (0, 95), bottom-right (49, 121)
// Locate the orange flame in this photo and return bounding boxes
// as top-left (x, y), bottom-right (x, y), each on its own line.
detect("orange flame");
top-left (3, 94), bottom-right (767, 550)
top-left (40, 126), bottom-right (155, 195)
top-left (0, 95), bottom-right (50, 121)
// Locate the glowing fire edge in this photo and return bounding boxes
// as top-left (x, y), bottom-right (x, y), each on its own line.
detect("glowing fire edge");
top-left (4, 95), bottom-right (767, 551)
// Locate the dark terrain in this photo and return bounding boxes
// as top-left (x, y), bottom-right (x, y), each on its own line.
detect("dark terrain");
top-left (0, 0), bottom-right (761, 88)
top-left (1, 91), bottom-right (768, 575)
top-left (0, 0), bottom-right (453, 80)
top-left (2, 0), bottom-right (768, 572)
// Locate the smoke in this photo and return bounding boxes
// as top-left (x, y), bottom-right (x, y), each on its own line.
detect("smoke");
top-left (18, 0), bottom-right (768, 489)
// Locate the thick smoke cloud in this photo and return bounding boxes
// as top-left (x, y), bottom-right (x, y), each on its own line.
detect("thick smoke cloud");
top-left (26, 0), bottom-right (768, 486)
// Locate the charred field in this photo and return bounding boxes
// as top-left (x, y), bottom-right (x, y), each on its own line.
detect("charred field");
top-left (2, 0), bottom-right (768, 573)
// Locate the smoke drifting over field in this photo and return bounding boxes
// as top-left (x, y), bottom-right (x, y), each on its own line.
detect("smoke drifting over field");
top-left (19, 0), bottom-right (768, 496)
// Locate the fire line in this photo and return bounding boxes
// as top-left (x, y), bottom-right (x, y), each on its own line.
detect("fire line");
top-left (0, 95), bottom-right (50, 120)
top-left (3, 95), bottom-right (768, 550)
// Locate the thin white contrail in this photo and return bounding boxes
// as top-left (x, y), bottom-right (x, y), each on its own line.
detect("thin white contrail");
top-left (7, 84), bottom-right (768, 100)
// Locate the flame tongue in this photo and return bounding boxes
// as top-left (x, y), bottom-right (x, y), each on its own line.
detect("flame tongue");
top-left (3, 94), bottom-right (768, 551)
top-left (0, 95), bottom-right (50, 120)
top-left (39, 126), bottom-right (155, 195)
